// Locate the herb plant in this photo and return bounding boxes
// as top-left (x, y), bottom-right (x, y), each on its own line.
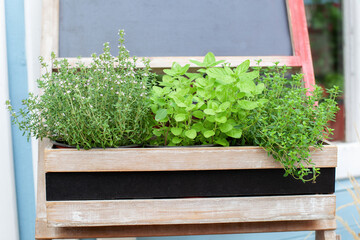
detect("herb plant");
top-left (6, 30), bottom-right (155, 149)
top-left (150, 52), bottom-right (267, 146)
top-left (243, 63), bottom-right (340, 182)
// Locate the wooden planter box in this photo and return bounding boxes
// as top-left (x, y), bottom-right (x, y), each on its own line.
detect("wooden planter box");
top-left (44, 144), bottom-right (337, 228)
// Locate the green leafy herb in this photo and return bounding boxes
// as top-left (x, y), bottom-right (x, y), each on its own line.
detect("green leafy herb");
top-left (6, 30), bottom-right (156, 149)
top-left (242, 62), bottom-right (340, 182)
top-left (150, 52), bottom-right (263, 146)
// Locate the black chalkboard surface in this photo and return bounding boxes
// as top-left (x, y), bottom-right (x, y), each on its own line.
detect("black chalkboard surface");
top-left (59, 0), bottom-right (293, 57)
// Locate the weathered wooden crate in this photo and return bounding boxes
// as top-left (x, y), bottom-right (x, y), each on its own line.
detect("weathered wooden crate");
top-left (43, 144), bottom-right (337, 228)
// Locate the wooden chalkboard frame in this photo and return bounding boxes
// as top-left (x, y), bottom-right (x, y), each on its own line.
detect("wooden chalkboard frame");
top-left (44, 0), bottom-right (315, 90)
top-left (36, 0), bottom-right (335, 239)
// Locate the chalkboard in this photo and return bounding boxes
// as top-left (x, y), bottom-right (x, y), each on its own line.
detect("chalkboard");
top-left (59, 0), bottom-right (293, 57)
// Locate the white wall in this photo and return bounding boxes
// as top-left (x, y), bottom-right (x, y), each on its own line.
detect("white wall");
top-left (0, 0), bottom-right (19, 238)
top-left (336, 0), bottom-right (360, 179)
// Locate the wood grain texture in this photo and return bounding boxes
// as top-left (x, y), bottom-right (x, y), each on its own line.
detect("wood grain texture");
top-left (36, 0), bottom-right (59, 234)
top-left (35, 218), bottom-right (336, 239)
top-left (316, 230), bottom-right (337, 240)
top-left (46, 195), bottom-right (335, 227)
top-left (36, 0), bottom-right (59, 223)
top-left (44, 145), bottom-right (337, 172)
top-left (287, 0), bottom-right (316, 91)
top-left (53, 56), bottom-right (302, 70)
top-left (41, 0), bottom-right (59, 59)
top-left (37, 0), bottom-right (336, 238)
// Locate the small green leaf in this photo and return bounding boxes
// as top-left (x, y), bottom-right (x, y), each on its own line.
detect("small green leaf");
top-left (185, 105), bottom-right (196, 111)
top-left (238, 100), bottom-right (258, 110)
top-left (207, 60), bottom-right (226, 67)
top-left (171, 96), bottom-right (187, 107)
top-left (235, 60), bottom-right (250, 75)
top-left (197, 89), bottom-right (206, 98)
top-left (219, 123), bottom-right (233, 133)
top-left (215, 138), bottom-right (229, 147)
top-left (185, 129), bottom-right (197, 139)
top-left (206, 116), bottom-right (215, 122)
top-left (227, 128), bottom-right (242, 138)
top-left (217, 102), bottom-right (231, 112)
top-left (254, 83), bottom-right (265, 94)
top-left (193, 110), bottom-right (205, 119)
top-left (155, 109), bottom-right (167, 121)
top-left (203, 130), bottom-right (215, 138)
top-left (152, 86), bottom-right (163, 96)
top-left (237, 92), bottom-right (246, 99)
top-left (153, 129), bottom-right (162, 137)
top-left (204, 109), bottom-right (216, 115)
top-left (192, 122), bottom-right (204, 132)
top-left (204, 52), bottom-right (216, 65)
top-left (162, 75), bottom-right (173, 83)
top-left (215, 86), bottom-right (226, 102)
top-left (189, 59), bottom-right (205, 67)
top-left (216, 75), bottom-right (236, 85)
top-left (237, 110), bottom-right (247, 119)
top-left (196, 78), bottom-right (208, 87)
top-left (196, 100), bottom-right (205, 109)
top-left (224, 66), bottom-right (233, 75)
top-left (185, 72), bottom-right (202, 80)
top-left (179, 64), bottom-right (190, 75)
top-left (171, 137), bottom-right (182, 144)
top-left (172, 62), bottom-right (182, 71)
top-left (241, 71), bottom-right (259, 81)
top-left (163, 69), bottom-right (176, 76)
top-left (206, 68), bottom-right (224, 79)
top-left (215, 116), bottom-right (227, 123)
top-left (208, 101), bottom-right (219, 110)
top-left (171, 128), bottom-right (183, 136)
top-left (175, 113), bottom-right (187, 122)
top-left (236, 80), bottom-right (256, 94)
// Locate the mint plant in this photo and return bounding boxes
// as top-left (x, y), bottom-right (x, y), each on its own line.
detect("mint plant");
top-left (6, 30), bottom-right (155, 149)
top-left (150, 52), bottom-right (266, 146)
top-left (243, 63), bottom-right (340, 182)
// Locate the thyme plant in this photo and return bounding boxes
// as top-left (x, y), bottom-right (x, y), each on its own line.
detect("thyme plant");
top-left (6, 30), bottom-right (155, 149)
top-left (243, 63), bottom-right (340, 182)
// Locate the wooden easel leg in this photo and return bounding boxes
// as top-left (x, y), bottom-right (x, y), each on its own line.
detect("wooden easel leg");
top-left (315, 230), bottom-right (336, 240)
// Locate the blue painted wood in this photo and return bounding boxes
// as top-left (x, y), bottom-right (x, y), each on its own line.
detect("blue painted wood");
top-left (335, 177), bottom-right (360, 240)
top-left (4, 0), bottom-right (36, 239)
top-left (138, 178), bottom-right (360, 240)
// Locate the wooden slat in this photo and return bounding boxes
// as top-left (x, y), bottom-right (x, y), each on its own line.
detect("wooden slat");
top-left (36, 0), bottom-right (59, 221)
top-left (53, 56), bottom-right (302, 70)
top-left (44, 145), bottom-right (337, 172)
top-left (36, 218), bottom-right (336, 239)
top-left (46, 194), bottom-right (336, 227)
top-left (41, 0), bottom-right (59, 60)
top-left (287, 0), bottom-right (316, 91)
top-left (316, 230), bottom-right (337, 240)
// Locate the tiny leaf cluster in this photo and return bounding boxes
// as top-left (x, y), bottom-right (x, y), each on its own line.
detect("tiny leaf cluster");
top-left (243, 63), bottom-right (340, 182)
top-left (6, 30), bottom-right (155, 149)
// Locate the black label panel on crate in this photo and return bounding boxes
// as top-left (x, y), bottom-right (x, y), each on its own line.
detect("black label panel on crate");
top-left (46, 169), bottom-right (335, 201)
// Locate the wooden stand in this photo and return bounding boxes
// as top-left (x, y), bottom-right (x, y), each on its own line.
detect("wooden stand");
top-left (36, 140), bottom-right (338, 239)
top-left (36, 0), bottom-right (338, 239)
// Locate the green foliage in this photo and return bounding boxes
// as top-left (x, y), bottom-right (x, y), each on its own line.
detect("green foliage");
top-left (6, 30), bottom-right (156, 149)
top-left (242, 62), bottom-right (340, 182)
top-left (150, 52), bottom-right (265, 146)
